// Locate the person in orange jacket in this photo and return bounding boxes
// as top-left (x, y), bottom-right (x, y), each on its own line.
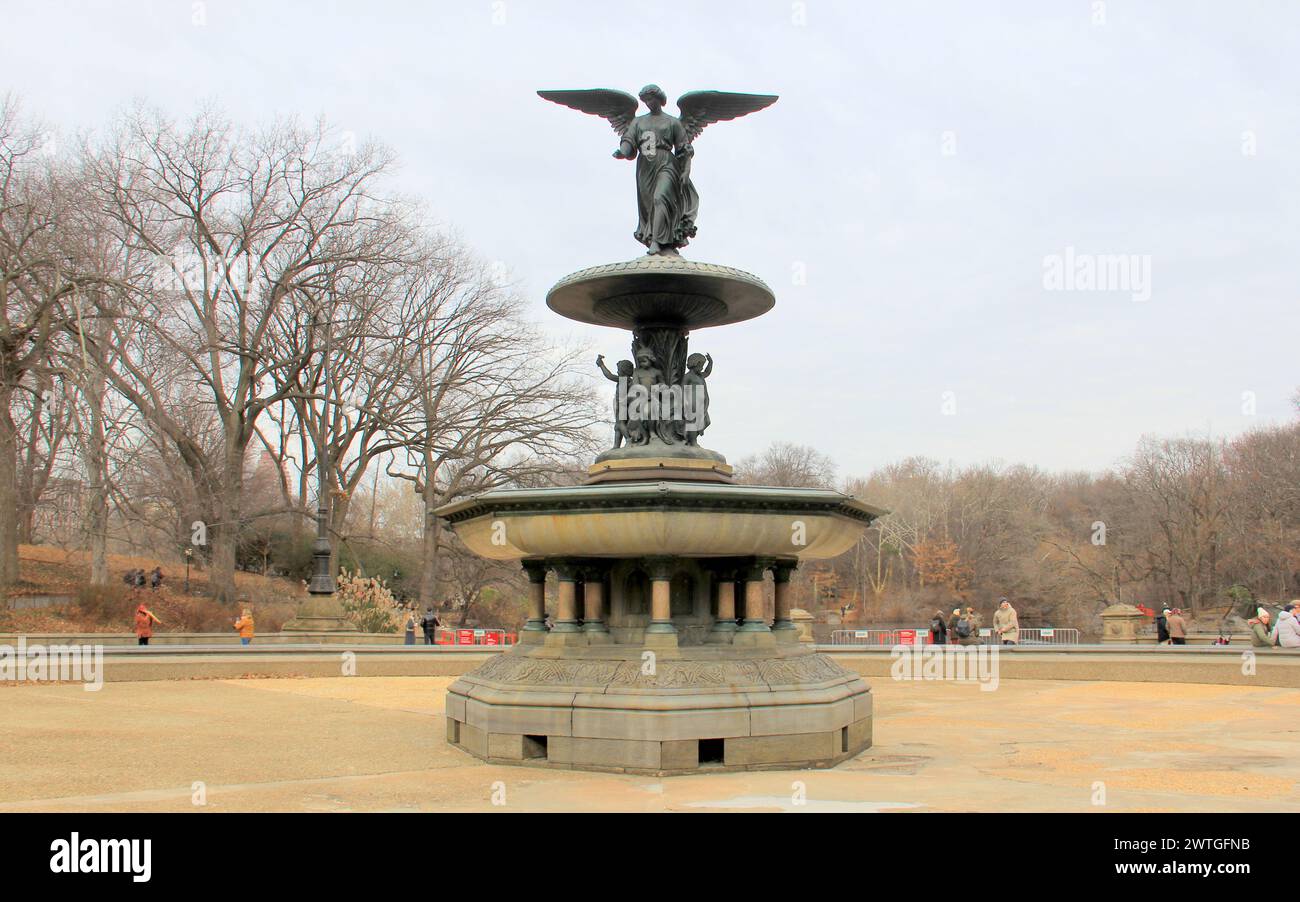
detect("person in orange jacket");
top-left (233, 608), bottom-right (255, 646)
top-left (134, 603), bottom-right (161, 646)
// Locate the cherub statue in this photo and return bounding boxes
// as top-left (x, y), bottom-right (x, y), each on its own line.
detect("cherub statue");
top-left (595, 354), bottom-right (635, 448)
top-left (630, 345), bottom-right (666, 444)
top-left (538, 85), bottom-right (778, 255)
top-left (681, 352), bottom-right (713, 446)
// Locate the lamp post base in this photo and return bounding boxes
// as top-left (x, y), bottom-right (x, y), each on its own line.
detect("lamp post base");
top-left (281, 595), bottom-right (361, 635)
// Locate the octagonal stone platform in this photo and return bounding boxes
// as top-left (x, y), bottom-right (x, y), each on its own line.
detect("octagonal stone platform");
top-left (445, 644), bottom-right (872, 775)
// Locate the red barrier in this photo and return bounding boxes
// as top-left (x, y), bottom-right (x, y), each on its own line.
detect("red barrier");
top-left (431, 627), bottom-right (515, 646)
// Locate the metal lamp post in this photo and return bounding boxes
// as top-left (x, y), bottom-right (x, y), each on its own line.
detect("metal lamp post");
top-left (282, 304), bottom-right (354, 635)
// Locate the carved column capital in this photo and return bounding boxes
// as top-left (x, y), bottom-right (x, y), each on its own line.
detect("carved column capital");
top-left (521, 560), bottom-right (549, 584)
top-left (643, 556), bottom-right (676, 582)
top-left (770, 559), bottom-right (798, 584)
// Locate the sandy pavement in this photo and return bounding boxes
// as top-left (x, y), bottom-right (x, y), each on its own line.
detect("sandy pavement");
top-left (1, 676), bottom-right (1295, 812)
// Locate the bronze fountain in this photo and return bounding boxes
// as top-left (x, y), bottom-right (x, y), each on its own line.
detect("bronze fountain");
top-left (437, 86), bottom-right (885, 774)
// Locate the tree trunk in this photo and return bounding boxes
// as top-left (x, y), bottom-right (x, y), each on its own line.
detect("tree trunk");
top-left (0, 382), bottom-right (19, 592)
top-left (419, 480), bottom-right (442, 610)
top-left (329, 491), bottom-right (350, 578)
top-left (84, 372), bottom-right (109, 585)
top-left (208, 445), bottom-right (246, 604)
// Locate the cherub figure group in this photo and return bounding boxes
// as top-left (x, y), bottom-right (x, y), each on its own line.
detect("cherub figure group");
top-left (596, 346), bottom-right (712, 449)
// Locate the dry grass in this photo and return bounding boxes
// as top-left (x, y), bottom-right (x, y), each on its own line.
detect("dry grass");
top-left (1, 545), bottom-right (303, 634)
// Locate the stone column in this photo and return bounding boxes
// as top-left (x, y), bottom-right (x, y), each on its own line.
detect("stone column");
top-left (551, 561), bottom-right (582, 633)
top-left (708, 566), bottom-right (738, 642)
top-left (520, 560), bottom-right (548, 645)
top-left (582, 564), bottom-right (610, 640)
top-left (771, 559), bottom-right (798, 642)
top-left (733, 559), bottom-right (775, 648)
top-left (644, 557), bottom-right (678, 646)
top-left (737, 559), bottom-right (772, 633)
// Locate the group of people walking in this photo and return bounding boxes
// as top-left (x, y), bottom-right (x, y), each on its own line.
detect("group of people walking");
top-left (929, 597), bottom-right (1020, 646)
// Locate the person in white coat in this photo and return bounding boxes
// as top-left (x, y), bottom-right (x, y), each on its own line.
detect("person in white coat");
top-left (1275, 604), bottom-right (1300, 649)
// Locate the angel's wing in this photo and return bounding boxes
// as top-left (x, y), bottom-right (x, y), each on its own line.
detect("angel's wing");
top-left (676, 91), bottom-right (779, 143)
top-left (537, 89), bottom-right (640, 138)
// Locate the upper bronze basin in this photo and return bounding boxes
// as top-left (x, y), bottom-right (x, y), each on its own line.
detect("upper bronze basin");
top-left (436, 481), bottom-right (887, 561)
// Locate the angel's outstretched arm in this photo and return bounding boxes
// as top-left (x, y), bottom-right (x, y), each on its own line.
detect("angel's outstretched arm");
top-left (702, 354), bottom-right (713, 378)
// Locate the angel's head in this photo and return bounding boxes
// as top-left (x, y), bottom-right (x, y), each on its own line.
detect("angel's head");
top-left (638, 84), bottom-right (667, 113)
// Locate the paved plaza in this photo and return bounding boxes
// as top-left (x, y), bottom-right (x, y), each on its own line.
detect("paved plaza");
top-left (1, 676), bottom-right (1295, 813)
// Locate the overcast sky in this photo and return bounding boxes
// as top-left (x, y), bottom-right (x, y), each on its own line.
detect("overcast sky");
top-left (3, 0), bottom-right (1296, 478)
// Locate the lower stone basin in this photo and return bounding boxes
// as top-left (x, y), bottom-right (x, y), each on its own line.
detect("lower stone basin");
top-left (435, 481), bottom-right (886, 561)
top-left (445, 644), bottom-right (872, 775)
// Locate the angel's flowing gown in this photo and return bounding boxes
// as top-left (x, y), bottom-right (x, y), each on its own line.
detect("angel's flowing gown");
top-left (625, 113), bottom-right (699, 250)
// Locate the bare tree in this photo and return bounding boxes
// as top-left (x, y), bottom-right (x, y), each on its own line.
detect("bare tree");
top-left (0, 98), bottom-right (127, 590)
top-left (382, 244), bottom-right (598, 609)
top-left (736, 441), bottom-right (835, 487)
top-left (80, 104), bottom-right (404, 601)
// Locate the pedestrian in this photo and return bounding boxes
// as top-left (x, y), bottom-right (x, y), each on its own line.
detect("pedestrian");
top-left (404, 610), bottom-right (417, 645)
top-left (125, 568), bottom-right (144, 601)
top-left (964, 605), bottom-right (983, 645)
top-left (134, 569), bottom-right (147, 589)
top-left (1165, 608), bottom-right (1188, 645)
top-left (929, 609), bottom-right (948, 646)
top-left (954, 607), bottom-right (977, 646)
top-left (1275, 603), bottom-right (1300, 649)
top-left (993, 597), bottom-right (1019, 645)
top-left (233, 608), bottom-right (255, 646)
top-left (1247, 608), bottom-right (1274, 648)
top-left (1156, 608), bottom-right (1171, 645)
top-left (133, 602), bottom-right (161, 646)
top-left (421, 607), bottom-right (440, 645)
top-left (149, 566), bottom-right (164, 590)
top-left (947, 607), bottom-right (962, 643)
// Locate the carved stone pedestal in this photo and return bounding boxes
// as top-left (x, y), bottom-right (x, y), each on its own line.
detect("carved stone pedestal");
top-left (445, 644), bottom-right (872, 775)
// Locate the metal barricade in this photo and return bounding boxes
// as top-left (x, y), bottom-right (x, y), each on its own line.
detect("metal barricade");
top-left (1010, 627), bottom-right (1080, 646)
top-left (830, 626), bottom-right (1082, 646)
top-left (830, 628), bottom-right (931, 646)
top-left (830, 629), bottom-right (903, 646)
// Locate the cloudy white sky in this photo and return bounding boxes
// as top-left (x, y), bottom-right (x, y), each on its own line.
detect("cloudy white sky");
top-left (3, 0), bottom-right (1296, 478)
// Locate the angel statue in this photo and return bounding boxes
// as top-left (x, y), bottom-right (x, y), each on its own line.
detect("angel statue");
top-left (538, 85), bottom-right (778, 255)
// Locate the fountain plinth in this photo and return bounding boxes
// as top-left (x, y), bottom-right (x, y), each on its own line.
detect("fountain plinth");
top-left (437, 87), bottom-right (887, 774)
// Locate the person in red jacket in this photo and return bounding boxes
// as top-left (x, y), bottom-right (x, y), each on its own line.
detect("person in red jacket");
top-left (134, 603), bottom-right (161, 646)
